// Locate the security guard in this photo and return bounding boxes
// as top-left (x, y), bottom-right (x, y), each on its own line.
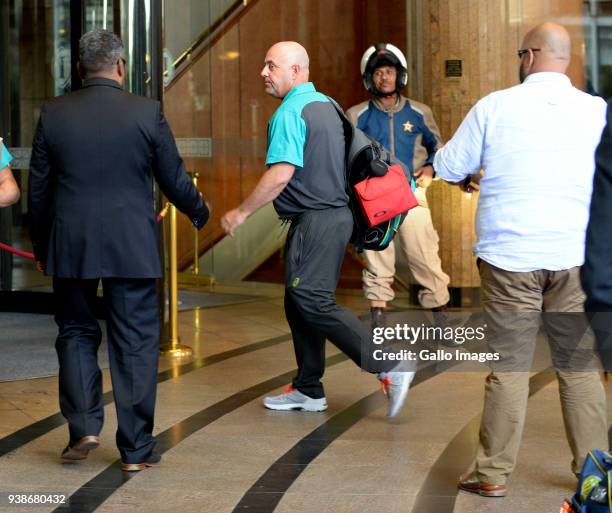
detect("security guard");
top-left (347, 43), bottom-right (450, 327)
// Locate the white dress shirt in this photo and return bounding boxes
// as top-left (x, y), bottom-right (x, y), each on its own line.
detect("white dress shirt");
top-left (433, 72), bottom-right (607, 272)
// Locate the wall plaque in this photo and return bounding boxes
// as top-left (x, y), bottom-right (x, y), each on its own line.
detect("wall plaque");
top-left (176, 138), bottom-right (212, 158)
top-left (445, 60), bottom-right (463, 78)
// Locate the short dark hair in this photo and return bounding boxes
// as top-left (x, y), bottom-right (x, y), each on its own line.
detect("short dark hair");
top-left (78, 29), bottom-right (124, 75)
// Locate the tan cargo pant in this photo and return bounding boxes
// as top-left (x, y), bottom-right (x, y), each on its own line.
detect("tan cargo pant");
top-left (362, 187), bottom-right (450, 309)
top-left (474, 260), bottom-right (608, 485)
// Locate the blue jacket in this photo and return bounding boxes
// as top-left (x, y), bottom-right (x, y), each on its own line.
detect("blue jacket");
top-left (346, 95), bottom-right (442, 175)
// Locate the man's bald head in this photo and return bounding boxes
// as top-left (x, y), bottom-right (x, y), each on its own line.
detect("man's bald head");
top-left (261, 41), bottom-right (310, 99)
top-left (519, 23), bottom-right (571, 81)
top-left (523, 22), bottom-right (571, 60)
top-left (268, 41), bottom-right (310, 70)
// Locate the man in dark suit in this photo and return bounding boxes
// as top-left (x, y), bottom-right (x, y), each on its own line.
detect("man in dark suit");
top-left (28, 29), bottom-right (208, 471)
top-left (582, 101), bottom-right (612, 370)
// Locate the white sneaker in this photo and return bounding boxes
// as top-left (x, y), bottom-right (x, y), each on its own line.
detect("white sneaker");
top-left (263, 386), bottom-right (328, 412)
top-left (378, 371), bottom-right (415, 417)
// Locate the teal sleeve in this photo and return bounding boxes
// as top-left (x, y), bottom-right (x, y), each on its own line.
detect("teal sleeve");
top-left (265, 110), bottom-right (306, 168)
top-left (0, 143), bottom-right (12, 169)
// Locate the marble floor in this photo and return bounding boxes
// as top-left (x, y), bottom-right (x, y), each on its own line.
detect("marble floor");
top-left (0, 283), bottom-right (609, 513)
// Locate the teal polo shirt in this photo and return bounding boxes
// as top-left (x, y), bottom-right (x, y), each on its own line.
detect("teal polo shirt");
top-left (1, 142), bottom-right (12, 169)
top-left (266, 82), bottom-right (348, 219)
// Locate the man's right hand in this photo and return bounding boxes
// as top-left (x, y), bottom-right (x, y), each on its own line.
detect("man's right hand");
top-left (414, 165), bottom-right (434, 188)
top-left (221, 208), bottom-right (248, 237)
top-left (36, 261), bottom-right (45, 273)
top-left (192, 193), bottom-right (210, 230)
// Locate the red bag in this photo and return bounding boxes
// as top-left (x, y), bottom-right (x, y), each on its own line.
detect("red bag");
top-left (353, 164), bottom-right (418, 227)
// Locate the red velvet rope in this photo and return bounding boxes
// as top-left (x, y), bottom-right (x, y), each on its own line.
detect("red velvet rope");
top-left (0, 242), bottom-right (35, 260)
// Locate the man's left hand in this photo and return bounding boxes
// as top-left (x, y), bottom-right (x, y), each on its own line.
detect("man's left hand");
top-left (221, 208), bottom-right (248, 237)
top-left (414, 165), bottom-right (434, 188)
top-left (456, 172), bottom-right (482, 193)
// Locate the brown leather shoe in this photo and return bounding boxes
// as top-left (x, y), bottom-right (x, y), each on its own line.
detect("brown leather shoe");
top-left (458, 472), bottom-right (507, 497)
top-left (61, 435), bottom-right (100, 461)
top-left (121, 451), bottom-right (162, 472)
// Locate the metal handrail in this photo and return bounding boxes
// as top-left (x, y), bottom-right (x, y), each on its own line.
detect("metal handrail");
top-left (163, 0), bottom-right (252, 87)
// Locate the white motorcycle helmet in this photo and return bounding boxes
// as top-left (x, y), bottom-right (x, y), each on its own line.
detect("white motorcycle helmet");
top-left (360, 43), bottom-right (408, 95)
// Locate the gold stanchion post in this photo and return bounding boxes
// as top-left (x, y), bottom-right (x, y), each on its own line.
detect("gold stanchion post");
top-left (160, 204), bottom-right (193, 357)
top-left (191, 172), bottom-right (200, 274)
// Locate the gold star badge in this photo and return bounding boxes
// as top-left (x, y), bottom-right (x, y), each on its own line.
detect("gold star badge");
top-left (403, 121), bottom-right (414, 132)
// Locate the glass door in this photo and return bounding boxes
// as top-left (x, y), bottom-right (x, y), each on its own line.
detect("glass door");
top-left (0, 0), bottom-right (159, 301)
top-left (0, 1), bottom-right (73, 292)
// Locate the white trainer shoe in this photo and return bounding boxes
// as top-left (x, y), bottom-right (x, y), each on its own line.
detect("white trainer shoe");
top-left (378, 371), bottom-right (415, 417)
top-left (263, 386), bottom-right (328, 412)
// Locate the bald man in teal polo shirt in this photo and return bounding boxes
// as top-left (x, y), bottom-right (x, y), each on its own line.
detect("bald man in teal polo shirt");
top-left (221, 41), bottom-right (413, 418)
top-left (0, 139), bottom-right (19, 207)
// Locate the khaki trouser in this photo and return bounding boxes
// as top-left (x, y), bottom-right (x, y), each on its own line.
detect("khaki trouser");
top-left (362, 187), bottom-right (450, 309)
top-left (474, 261), bottom-right (608, 485)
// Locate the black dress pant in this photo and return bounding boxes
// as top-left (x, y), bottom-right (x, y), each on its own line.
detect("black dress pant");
top-left (284, 206), bottom-right (372, 399)
top-left (53, 277), bottom-right (159, 463)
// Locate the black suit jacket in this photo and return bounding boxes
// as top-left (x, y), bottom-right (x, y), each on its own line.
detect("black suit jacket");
top-left (582, 100), bottom-right (612, 369)
top-left (29, 77), bottom-right (208, 279)
top-left (582, 101), bottom-right (612, 313)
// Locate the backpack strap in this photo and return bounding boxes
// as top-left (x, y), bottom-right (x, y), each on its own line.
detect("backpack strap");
top-left (589, 451), bottom-right (612, 512)
top-left (608, 468), bottom-right (612, 512)
top-left (326, 96), bottom-right (350, 125)
top-left (326, 96), bottom-right (354, 193)
top-left (590, 450), bottom-right (612, 474)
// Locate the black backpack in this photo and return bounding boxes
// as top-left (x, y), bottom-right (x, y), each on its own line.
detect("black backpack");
top-left (329, 99), bottom-right (412, 252)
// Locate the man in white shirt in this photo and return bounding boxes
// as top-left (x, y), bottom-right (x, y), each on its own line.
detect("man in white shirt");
top-left (433, 22), bottom-right (608, 496)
